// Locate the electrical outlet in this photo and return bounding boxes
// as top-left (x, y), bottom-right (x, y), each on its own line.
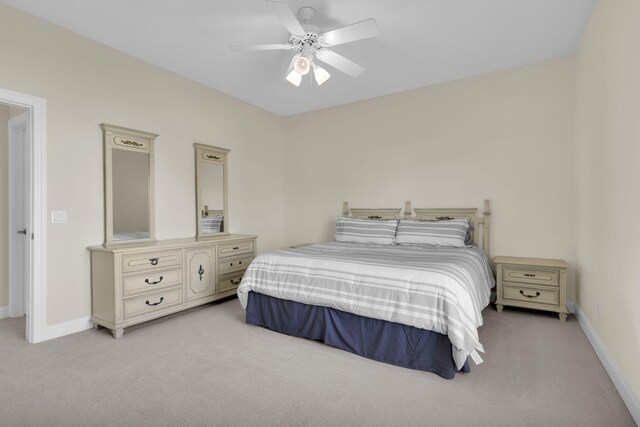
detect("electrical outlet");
top-left (596, 302), bottom-right (600, 320)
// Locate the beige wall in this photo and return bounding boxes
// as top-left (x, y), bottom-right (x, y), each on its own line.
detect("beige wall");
top-left (0, 3), bottom-right (285, 325)
top-left (575, 0), bottom-right (640, 405)
top-left (0, 104), bottom-right (8, 308)
top-left (283, 56), bottom-right (577, 299)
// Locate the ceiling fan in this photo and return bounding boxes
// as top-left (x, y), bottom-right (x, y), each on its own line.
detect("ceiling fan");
top-left (229, 1), bottom-right (380, 86)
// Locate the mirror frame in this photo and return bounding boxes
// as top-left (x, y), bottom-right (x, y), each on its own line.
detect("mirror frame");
top-left (194, 143), bottom-right (229, 239)
top-left (101, 123), bottom-right (158, 246)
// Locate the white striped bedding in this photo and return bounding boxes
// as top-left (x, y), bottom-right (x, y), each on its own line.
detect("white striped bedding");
top-left (237, 242), bottom-right (495, 369)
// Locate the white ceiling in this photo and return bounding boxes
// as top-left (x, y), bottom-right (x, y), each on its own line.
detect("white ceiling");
top-left (1, 0), bottom-right (594, 116)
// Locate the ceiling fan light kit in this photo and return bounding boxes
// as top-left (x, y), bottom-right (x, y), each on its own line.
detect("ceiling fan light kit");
top-left (312, 63), bottom-right (330, 86)
top-left (229, 0), bottom-right (380, 87)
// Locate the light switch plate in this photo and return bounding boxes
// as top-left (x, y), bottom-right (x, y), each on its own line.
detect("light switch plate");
top-left (51, 211), bottom-right (68, 224)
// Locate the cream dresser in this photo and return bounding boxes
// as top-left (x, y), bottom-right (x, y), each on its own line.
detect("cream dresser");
top-left (494, 256), bottom-right (569, 322)
top-left (89, 235), bottom-right (256, 338)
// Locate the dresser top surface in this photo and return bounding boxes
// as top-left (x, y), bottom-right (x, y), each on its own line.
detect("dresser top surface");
top-left (88, 234), bottom-right (257, 253)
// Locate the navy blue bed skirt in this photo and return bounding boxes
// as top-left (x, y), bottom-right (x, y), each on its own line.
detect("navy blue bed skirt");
top-left (245, 291), bottom-right (470, 379)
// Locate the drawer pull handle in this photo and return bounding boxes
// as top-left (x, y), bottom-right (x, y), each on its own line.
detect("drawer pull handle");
top-left (145, 297), bottom-right (164, 307)
top-left (367, 215), bottom-right (382, 219)
top-left (144, 276), bottom-right (164, 285)
top-left (233, 246), bottom-right (240, 250)
top-left (524, 273), bottom-right (536, 277)
top-left (230, 263), bottom-right (233, 266)
top-left (230, 278), bottom-right (242, 285)
top-left (519, 290), bottom-right (541, 298)
top-left (239, 261), bottom-right (242, 265)
top-left (198, 265), bottom-right (205, 281)
top-left (149, 258), bottom-right (159, 266)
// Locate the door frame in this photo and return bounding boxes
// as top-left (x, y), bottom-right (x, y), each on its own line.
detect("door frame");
top-left (1, 87), bottom-right (47, 343)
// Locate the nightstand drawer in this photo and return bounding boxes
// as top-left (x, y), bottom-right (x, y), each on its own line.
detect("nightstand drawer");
top-left (502, 267), bottom-right (559, 287)
top-left (503, 284), bottom-right (559, 306)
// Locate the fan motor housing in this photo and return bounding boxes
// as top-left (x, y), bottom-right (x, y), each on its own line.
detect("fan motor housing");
top-left (289, 32), bottom-right (324, 51)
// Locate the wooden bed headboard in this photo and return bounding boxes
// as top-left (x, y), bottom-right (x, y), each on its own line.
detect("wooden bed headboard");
top-left (342, 199), bottom-right (491, 258)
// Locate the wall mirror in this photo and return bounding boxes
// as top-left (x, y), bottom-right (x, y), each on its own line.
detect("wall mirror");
top-left (101, 123), bottom-right (158, 245)
top-left (195, 143), bottom-right (229, 238)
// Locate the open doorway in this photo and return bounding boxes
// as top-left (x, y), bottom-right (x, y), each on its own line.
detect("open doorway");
top-left (1, 105), bottom-right (28, 326)
top-left (0, 88), bottom-right (47, 343)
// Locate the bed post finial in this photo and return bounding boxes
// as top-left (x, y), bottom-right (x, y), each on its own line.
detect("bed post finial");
top-left (482, 199), bottom-right (491, 259)
top-left (404, 200), bottom-right (412, 218)
top-left (342, 201), bottom-right (349, 217)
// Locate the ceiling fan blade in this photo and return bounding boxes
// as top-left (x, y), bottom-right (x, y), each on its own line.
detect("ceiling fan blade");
top-left (229, 43), bottom-right (292, 52)
top-left (321, 19), bottom-right (380, 47)
top-left (266, 1), bottom-right (305, 36)
top-left (315, 49), bottom-right (365, 78)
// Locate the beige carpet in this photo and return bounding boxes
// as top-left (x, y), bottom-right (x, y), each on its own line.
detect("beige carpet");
top-left (0, 299), bottom-right (634, 426)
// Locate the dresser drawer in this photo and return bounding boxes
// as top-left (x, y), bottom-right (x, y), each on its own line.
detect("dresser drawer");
top-left (502, 283), bottom-right (559, 306)
top-left (218, 270), bottom-right (245, 293)
top-left (122, 288), bottom-right (183, 320)
top-left (217, 241), bottom-right (254, 258)
top-left (122, 249), bottom-right (182, 274)
top-left (218, 255), bottom-right (253, 276)
top-left (502, 267), bottom-right (559, 287)
top-left (122, 268), bottom-right (183, 297)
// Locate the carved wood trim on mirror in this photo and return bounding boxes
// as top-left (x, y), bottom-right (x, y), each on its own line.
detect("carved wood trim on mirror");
top-left (194, 143), bottom-right (229, 238)
top-left (101, 123), bottom-right (158, 246)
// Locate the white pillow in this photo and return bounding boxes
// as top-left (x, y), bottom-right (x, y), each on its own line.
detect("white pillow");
top-left (335, 217), bottom-right (398, 245)
top-left (395, 219), bottom-right (469, 247)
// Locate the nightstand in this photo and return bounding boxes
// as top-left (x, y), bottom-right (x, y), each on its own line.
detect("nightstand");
top-left (493, 256), bottom-right (569, 322)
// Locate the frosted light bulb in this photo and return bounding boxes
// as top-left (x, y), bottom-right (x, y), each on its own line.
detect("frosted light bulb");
top-left (293, 56), bottom-right (311, 75)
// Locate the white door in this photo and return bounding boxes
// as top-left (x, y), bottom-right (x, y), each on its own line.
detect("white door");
top-left (8, 111), bottom-right (31, 318)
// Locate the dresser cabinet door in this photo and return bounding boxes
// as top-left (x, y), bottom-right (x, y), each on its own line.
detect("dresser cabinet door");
top-left (186, 248), bottom-right (216, 301)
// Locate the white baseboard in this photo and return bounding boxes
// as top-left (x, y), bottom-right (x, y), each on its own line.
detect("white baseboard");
top-left (46, 316), bottom-right (93, 340)
top-left (575, 304), bottom-right (640, 425)
top-left (567, 300), bottom-right (575, 314)
top-left (0, 305), bottom-right (10, 319)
